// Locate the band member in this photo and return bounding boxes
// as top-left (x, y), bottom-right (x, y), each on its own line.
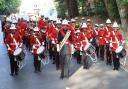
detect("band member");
top-left (58, 19), bottom-right (73, 79)
top-left (93, 24), bottom-right (99, 58)
top-left (5, 24), bottom-right (22, 76)
top-left (53, 20), bottom-right (61, 70)
top-left (30, 27), bottom-right (43, 73)
top-left (3, 18), bottom-right (11, 42)
top-left (73, 29), bottom-right (84, 64)
top-left (110, 22), bottom-right (123, 70)
top-left (80, 23), bottom-right (89, 69)
top-left (98, 24), bottom-right (106, 61)
top-left (104, 19), bottom-right (113, 65)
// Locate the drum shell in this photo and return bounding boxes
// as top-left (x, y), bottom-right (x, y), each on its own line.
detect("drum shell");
top-left (117, 48), bottom-right (126, 58)
top-left (15, 51), bottom-right (25, 61)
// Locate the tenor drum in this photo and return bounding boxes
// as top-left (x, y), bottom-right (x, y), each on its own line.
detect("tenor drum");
top-left (14, 48), bottom-right (25, 61)
top-left (115, 46), bottom-right (126, 58)
top-left (37, 46), bottom-right (45, 54)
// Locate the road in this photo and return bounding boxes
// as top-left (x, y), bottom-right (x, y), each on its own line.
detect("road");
top-left (0, 21), bottom-right (128, 89)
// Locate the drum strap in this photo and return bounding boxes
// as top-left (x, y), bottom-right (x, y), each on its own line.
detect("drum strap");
top-left (112, 31), bottom-right (119, 47)
top-left (36, 37), bottom-right (41, 46)
top-left (10, 34), bottom-right (18, 48)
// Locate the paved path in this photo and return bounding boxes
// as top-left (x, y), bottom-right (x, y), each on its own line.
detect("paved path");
top-left (0, 21), bottom-right (128, 89)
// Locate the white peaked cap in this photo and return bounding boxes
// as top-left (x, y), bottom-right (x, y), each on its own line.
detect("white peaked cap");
top-left (106, 19), bottom-right (112, 23)
top-left (75, 17), bottom-right (78, 20)
top-left (95, 24), bottom-right (99, 26)
top-left (62, 19), bottom-right (68, 25)
top-left (87, 19), bottom-right (91, 22)
top-left (71, 18), bottom-right (76, 22)
top-left (81, 23), bottom-right (87, 28)
top-left (81, 17), bottom-right (85, 20)
top-left (75, 30), bottom-right (80, 33)
top-left (10, 24), bottom-right (16, 29)
top-left (100, 24), bottom-right (104, 27)
top-left (31, 16), bottom-right (37, 21)
top-left (34, 27), bottom-right (39, 31)
top-left (112, 21), bottom-right (119, 28)
top-left (56, 19), bottom-right (61, 24)
top-left (6, 18), bottom-right (11, 22)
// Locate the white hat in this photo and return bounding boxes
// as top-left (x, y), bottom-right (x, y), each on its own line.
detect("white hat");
top-left (31, 16), bottom-right (37, 21)
top-left (62, 19), bottom-right (68, 25)
top-left (71, 18), bottom-right (76, 22)
top-left (75, 17), bottom-right (78, 20)
top-left (33, 27), bottom-right (39, 31)
top-left (6, 18), bottom-right (11, 22)
top-left (106, 19), bottom-right (112, 23)
top-left (112, 21), bottom-right (119, 28)
top-left (100, 24), bottom-right (104, 27)
top-left (87, 19), bottom-right (91, 22)
top-left (10, 24), bottom-right (16, 29)
top-left (81, 23), bottom-right (87, 28)
top-left (81, 17), bottom-right (85, 20)
top-left (56, 19), bottom-right (61, 24)
top-left (75, 30), bottom-right (80, 33)
top-left (95, 24), bottom-right (99, 26)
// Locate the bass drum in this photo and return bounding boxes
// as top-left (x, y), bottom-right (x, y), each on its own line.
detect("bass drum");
top-left (13, 48), bottom-right (25, 61)
top-left (116, 46), bottom-right (126, 58)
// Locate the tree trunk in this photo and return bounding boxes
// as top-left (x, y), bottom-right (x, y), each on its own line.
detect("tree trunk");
top-left (103, 0), bottom-right (111, 19)
top-left (116, 0), bottom-right (128, 31)
top-left (65, 0), bottom-right (79, 18)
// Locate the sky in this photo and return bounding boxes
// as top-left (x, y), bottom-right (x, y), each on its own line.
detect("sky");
top-left (19, 0), bottom-right (57, 17)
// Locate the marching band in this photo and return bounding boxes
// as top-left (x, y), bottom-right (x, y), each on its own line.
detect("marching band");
top-left (2, 16), bottom-right (126, 79)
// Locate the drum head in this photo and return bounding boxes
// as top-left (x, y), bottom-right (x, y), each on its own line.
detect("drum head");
top-left (14, 48), bottom-right (22, 56)
top-left (116, 46), bottom-right (123, 53)
top-left (37, 46), bottom-right (45, 54)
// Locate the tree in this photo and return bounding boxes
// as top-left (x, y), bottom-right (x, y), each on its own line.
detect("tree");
top-left (66, 0), bottom-right (79, 18)
top-left (116, 0), bottom-right (128, 31)
top-left (0, 0), bottom-right (21, 15)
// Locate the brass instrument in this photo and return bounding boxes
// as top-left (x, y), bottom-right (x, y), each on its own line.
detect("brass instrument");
top-left (58, 30), bottom-right (71, 52)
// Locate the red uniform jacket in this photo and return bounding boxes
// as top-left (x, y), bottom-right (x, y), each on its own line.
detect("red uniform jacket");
top-left (98, 29), bottom-right (106, 45)
top-left (73, 33), bottom-right (84, 51)
top-left (30, 35), bottom-right (43, 55)
top-left (110, 31), bottom-right (123, 52)
top-left (5, 33), bottom-right (23, 54)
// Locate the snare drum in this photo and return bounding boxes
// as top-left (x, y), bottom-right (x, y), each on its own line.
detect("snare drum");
top-left (14, 48), bottom-right (25, 61)
top-left (37, 46), bottom-right (45, 54)
top-left (116, 46), bottom-right (126, 58)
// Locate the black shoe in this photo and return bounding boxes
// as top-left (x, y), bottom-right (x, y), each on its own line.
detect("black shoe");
top-left (60, 76), bottom-right (64, 80)
top-left (34, 70), bottom-right (38, 73)
top-left (113, 68), bottom-right (116, 70)
top-left (15, 72), bottom-right (18, 76)
top-left (10, 73), bottom-right (14, 76)
top-left (38, 69), bottom-right (41, 72)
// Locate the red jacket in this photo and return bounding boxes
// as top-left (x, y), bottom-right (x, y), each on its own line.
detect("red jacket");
top-left (98, 29), bottom-right (106, 45)
top-left (72, 33), bottom-right (84, 51)
top-left (5, 33), bottom-right (23, 54)
top-left (30, 35), bottom-right (43, 55)
top-left (110, 31), bottom-right (123, 52)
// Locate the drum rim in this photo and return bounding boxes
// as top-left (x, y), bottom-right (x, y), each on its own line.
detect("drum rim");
top-left (37, 46), bottom-right (45, 54)
top-left (14, 48), bottom-right (22, 56)
top-left (116, 46), bottom-right (123, 53)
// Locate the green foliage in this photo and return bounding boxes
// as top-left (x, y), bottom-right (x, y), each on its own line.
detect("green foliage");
top-left (78, 0), bottom-right (86, 16)
top-left (0, 0), bottom-right (21, 15)
top-left (93, 0), bottom-right (107, 19)
top-left (54, 0), bottom-right (67, 18)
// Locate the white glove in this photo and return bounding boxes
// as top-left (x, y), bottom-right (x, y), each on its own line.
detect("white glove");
top-left (42, 42), bottom-right (44, 45)
top-left (33, 45), bottom-right (36, 49)
top-left (8, 47), bottom-right (11, 50)
top-left (80, 46), bottom-right (83, 51)
top-left (52, 40), bottom-right (55, 44)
